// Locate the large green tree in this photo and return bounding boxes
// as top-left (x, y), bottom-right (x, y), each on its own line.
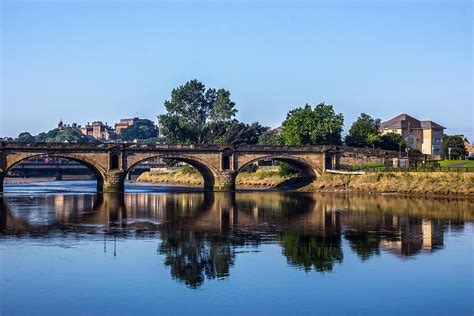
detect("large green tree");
top-left (379, 132), bottom-right (406, 151)
top-left (120, 119), bottom-right (157, 141)
top-left (258, 128), bottom-right (284, 145)
top-left (16, 132), bottom-right (36, 142)
top-left (158, 80), bottom-right (237, 144)
top-left (442, 135), bottom-right (468, 159)
top-left (210, 121), bottom-right (269, 145)
top-left (281, 103), bottom-right (344, 145)
top-left (345, 113), bottom-right (381, 148)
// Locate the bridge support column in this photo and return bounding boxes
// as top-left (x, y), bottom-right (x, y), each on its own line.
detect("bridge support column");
top-left (214, 171), bottom-right (236, 192)
top-left (0, 170), bottom-right (4, 194)
top-left (102, 170), bottom-right (125, 193)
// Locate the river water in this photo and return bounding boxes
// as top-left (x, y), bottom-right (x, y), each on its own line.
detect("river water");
top-left (1, 180), bottom-right (473, 315)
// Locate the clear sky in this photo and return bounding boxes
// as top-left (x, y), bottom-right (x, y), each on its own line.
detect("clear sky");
top-left (1, 0), bottom-right (472, 140)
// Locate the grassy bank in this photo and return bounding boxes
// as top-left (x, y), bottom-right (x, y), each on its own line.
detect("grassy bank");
top-left (137, 167), bottom-right (473, 196)
top-left (137, 168), bottom-right (295, 188)
top-left (439, 160), bottom-right (474, 167)
top-left (302, 172), bottom-right (474, 196)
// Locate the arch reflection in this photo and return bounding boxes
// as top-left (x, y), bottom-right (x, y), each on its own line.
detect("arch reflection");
top-left (1, 192), bottom-right (472, 288)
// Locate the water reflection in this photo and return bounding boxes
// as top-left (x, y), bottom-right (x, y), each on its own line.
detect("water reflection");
top-left (1, 192), bottom-right (472, 288)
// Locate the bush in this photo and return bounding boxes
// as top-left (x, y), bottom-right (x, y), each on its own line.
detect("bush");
top-left (279, 162), bottom-right (298, 176)
top-left (180, 165), bottom-right (197, 175)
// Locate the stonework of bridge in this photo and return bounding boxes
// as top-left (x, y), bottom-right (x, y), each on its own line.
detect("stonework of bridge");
top-left (0, 142), bottom-right (341, 193)
top-left (0, 142), bottom-right (401, 193)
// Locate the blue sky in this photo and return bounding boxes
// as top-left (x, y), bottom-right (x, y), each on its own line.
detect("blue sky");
top-left (1, 0), bottom-right (472, 139)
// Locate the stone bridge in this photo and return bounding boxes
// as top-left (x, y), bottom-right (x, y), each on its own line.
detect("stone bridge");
top-left (0, 142), bottom-right (401, 193)
top-left (0, 142), bottom-right (341, 193)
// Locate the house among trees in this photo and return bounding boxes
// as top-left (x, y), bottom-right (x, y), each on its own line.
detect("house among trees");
top-left (379, 114), bottom-right (445, 155)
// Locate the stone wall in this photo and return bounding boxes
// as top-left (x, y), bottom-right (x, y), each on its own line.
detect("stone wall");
top-left (336, 147), bottom-right (399, 170)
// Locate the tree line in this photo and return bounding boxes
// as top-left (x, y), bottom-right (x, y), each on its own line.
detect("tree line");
top-left (13, 79), bottom-right (468, 158)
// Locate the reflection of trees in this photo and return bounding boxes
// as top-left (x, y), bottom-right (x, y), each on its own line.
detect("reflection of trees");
top-left (280, 211), bottom-right (343, 272)
top-left (344, 231), bottom-right (397, 261)
top-left (2, 191), bottom-right (471, 288)
top-left (345, 232), bottom-right (381, 261)
top-left (158, 230), bottom-right (235, 288)
top-left (281, 233), bottom-right (343, 272)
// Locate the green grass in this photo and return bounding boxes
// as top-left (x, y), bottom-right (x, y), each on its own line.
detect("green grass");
top-left (439, 160), bottom-right (474, 167)
top-left (350, 163), bottom-right (386, 171)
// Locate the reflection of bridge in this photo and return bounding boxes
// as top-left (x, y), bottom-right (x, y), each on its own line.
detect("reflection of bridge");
top-left (1, 192), bottom-right (470, 288)
top-left (3, 192), bottom-right (464, 287)
top-left (1, 142), bottom-right (339, 192)
top-left (2, 192), bottom-right (459, 257)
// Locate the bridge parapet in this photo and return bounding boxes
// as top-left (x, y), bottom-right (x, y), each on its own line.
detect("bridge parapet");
top-left (0, 142), bottom-right (399, 193)
top-left (1, 142), bottom-right (332, 152)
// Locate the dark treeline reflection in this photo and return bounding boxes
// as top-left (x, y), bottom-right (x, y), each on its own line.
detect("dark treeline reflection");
top-left (1, 192), bottom-right (473, 288)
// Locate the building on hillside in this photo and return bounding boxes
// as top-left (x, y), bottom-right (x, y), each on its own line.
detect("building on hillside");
top-left (57, 120), bottom-right (80, 131)
top-left (80, 121), bottom-right (116, 141)
top-left (115, 117), bottom-right (139, 135)
top-left (379, 114), bottom-right (445, 156)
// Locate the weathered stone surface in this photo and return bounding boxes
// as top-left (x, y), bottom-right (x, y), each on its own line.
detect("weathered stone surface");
top-left (0, 142), bottom-right (399, 192)
top-left (103, 170), bottom-right (125, 193)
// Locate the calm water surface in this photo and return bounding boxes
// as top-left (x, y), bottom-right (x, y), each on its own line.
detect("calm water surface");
top-left (1, 181), bottom-right (473, 315)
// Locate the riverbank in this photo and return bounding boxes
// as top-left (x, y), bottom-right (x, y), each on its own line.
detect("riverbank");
top-left (137, 170), bottom-right (473, 196)
top-left (136, 169), bottom-right (295, 188)
top-left (301, 172), bottom-right (474, 196)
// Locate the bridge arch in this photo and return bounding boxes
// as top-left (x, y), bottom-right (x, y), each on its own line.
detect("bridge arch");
top-left (236, 155), bottom-right (321, 189)
top-left (125, 154), bottom-right (218, 190)
top-left (1, 154), bottom-right (107, 192)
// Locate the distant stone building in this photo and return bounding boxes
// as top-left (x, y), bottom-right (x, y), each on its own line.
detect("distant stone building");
top-left (379, 114), bottom-right (445, 156)
top-left (80, 121), bottom-right (116, 141)
top-left (57, 120), bottom-right (79, 131)
top-left (115, 118), bottom-right (139, 135)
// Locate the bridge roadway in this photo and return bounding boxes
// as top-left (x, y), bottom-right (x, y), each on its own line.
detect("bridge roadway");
top-left (0, 142), bottom-right (340, 193)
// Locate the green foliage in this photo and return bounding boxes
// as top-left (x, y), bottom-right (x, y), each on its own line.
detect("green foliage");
top-left (345, 232), bottom-right (383, 261)
top-left (345, 113), bottom-right (381, 148)
top-left (379, 132), bottom-right (406, 151)
top-left (180, 165), bottom-right (197, 175)
top-left (212, 121), bottom-right (269, 145)
top-left (281, 233), bottom-right (343, 272)
top-left (439, 160), bottom-right (474, 167)
top-left (258, 129), bottom-right (284, 145)
top-left (158, 80), bottom-right (237, 144)
top-left (16, 132), bottom-right (36, 142)
top-left (33, 127), bottom-right (96, 143)
top-left (159, 231), bottom-right (234, 288)
top-left (443, 135), bottom-right (468, 159)
top-left (279, 162), bottom-right (297, 176)
top-left (281, 103), bottom-right (344, 145)
top-left (350, 163), bottom-right (385, 171)
top-left (210, 89), bottom-right (237, 122)
top-left (120, 119), bottom-right (157, 141)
